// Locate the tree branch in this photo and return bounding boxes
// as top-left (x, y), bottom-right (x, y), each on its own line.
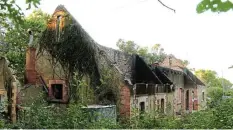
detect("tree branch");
top-left (158, 0), bottom-right (176, 13)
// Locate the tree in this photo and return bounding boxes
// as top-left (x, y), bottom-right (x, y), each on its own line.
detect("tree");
top-left (147, 44), bottom-right (166, 64)
top-left (195, 69), bottom-right (233, 108)
top-left (182, 60), bottom-right (189, 67)
top-left (195, 69), bottom-right (222, 88)
top-left (0, 0), bottom-right (41, 28)
top-left (197, 0), bottom-right (233, 13)
top-left (116, 39), bottom-right (139, 54)
top-left (1, 9), bottom-right (50, 83)
top-left (116, 39), bottom-right (166, 64)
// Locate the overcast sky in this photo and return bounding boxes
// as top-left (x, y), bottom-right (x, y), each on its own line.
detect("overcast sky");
top-left (18, 0), bottom-right (233, 83)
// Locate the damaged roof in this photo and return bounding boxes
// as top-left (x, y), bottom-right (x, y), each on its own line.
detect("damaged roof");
top-left (40, 5), bottom-right (167, 86)
top-left (155, 64), bottom-right (205, 86)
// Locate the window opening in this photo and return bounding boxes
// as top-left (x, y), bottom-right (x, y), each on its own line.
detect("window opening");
top-left (56, 15), bottom-right (62, 41)
top-left (192, 91), bottom-right (195, 110)
top-left (51, 84), bottom-right (63, 100)
top-left (185, 90), bottom-right (189, 110)
top-left (202, 92), bottom-right (204, 101)
top-left (139, 102), bottom-right (145, 113)
top-left (161, 98), bottom-right (164, 113)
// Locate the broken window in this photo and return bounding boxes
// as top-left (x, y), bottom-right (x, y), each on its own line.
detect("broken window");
top-left (48, 80), bottom-right (68, 103)
top-left (51, 84), bottom-right (63, 100)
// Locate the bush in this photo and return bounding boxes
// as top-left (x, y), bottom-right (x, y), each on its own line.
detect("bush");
top-left (4, 93), bottom-right (233, 129)
top-left (213, 98), bottom-right (233, 129)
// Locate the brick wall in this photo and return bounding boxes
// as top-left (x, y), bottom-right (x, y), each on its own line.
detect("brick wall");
top-left (189, 90), bottom-right (193, 111)
top-left (25, 47), bottom-right (37, 84)
top-left (120, 84), bottom-right (130, 117)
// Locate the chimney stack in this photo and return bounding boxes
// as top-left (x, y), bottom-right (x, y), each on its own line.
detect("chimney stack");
top-left (25, 29), bottom-right (36, 84)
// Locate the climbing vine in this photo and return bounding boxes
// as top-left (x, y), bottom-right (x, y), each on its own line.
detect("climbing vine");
top-left (39, 13), bottom-right (101, 88)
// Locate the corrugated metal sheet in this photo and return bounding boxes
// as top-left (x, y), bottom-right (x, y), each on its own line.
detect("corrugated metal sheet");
top-left (82, 105), bottom-right (116, 123)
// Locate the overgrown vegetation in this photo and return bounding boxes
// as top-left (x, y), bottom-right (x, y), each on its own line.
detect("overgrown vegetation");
top-left (0, 96), bottom-right (232, 129)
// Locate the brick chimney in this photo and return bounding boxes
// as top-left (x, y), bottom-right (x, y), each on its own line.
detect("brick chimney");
top-left (25, 47), bottom-right (37, 84)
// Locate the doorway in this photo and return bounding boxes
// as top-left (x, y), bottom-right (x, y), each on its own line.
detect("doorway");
top-left (139, 102), bottom-right (145, 113)
top-left (161, 98), bottom-right (164, 113)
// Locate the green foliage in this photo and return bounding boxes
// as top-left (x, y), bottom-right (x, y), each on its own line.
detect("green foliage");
top-left (197, 0), bottom-right (233, 13)
top-left (181, 110), bottom-right (214, 129)
top-left (116, 39), bottom-right (166, 64)
top-left (4, 93), bottom-right (118, 129)
top-left (0, 9), bottom-right (49, 83)
top-left (1, 95), bottom-right (233, 129)
top-left (0, 0), bottom-right (41, 29)
top-left (116, 39), bottom-right (139, 54)
top-left (213, 98), bottom-right (233, 128)
top-left (195, 69), bottom-right (233, 108)
top-left (95, 67), bottom-right (121, 105)
top-left (182, 60), bottom-right (189, 67)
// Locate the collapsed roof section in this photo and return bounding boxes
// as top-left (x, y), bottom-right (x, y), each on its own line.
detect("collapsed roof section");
top-left (154, 65), bottom-right (205, 86)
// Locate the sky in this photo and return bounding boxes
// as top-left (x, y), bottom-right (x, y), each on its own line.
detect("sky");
top-left (17, 0), bottom-right (233, 83)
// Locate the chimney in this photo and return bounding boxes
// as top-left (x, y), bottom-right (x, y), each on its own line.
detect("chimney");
top-left (25, 47), bottom-right (37, 84)
top-left (25, 29), bottom-right (36, 84)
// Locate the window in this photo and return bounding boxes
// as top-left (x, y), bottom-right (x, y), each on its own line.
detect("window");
top-left (56, 15), bottom-right (62, 41)
top-left (161, 98), bottom-right (164, 113)
top-left (192, 91), bottom-right (194, 99)
top-left (139, 102), bottom-right (145, 113)
top-left (202, 92), bottom-right (205, 101)
top-left (179, 88), bottom-right (182, 102)
top-left (48, 80), bottom-right (68, 103)
top-left (157, 100), bottom-right (160, 110)
top-left (192, 91), bottom-right (195, 110)
top-left (185, 90), bottom-right (189, 110)
top-left (51, 84), bottom-right (63, 100)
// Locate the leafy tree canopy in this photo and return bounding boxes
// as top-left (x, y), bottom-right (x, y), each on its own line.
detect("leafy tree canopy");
top-left (116, 39), bottom-right (166, 64)
top-left (195, 69), bottom-right (233, 89)
top-left (197, 0), bottom-right (233, 13)
top-left (116, 39), bottom-right (190, 67)
top-left (0, 0), bottom-right (41, 28)
top-left (0, 9), bottom-right (50, 83)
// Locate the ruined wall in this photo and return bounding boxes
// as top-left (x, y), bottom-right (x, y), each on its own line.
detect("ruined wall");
top-left (166, 72), bottom-right (184, 114)
top-left (120, 84), bottom-right (130, 117)
top-left (130, 94), bottom-right (155, 113)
